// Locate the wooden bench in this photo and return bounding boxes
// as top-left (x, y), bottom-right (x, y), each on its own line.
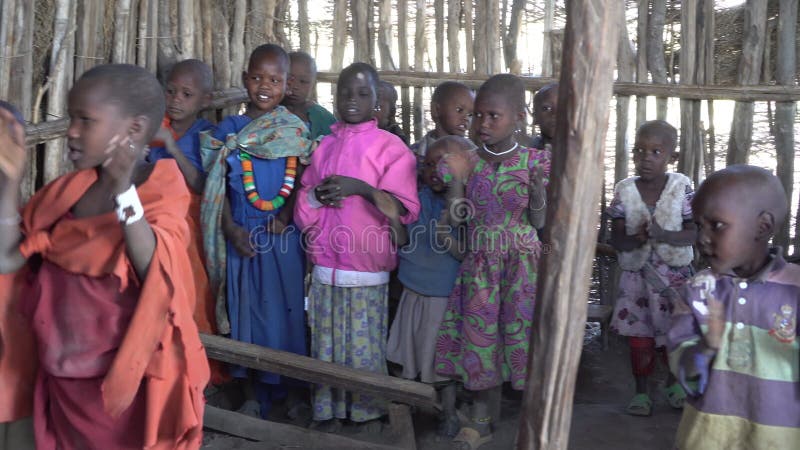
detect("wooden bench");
top-left (200, 334), bottom-right (439, 449)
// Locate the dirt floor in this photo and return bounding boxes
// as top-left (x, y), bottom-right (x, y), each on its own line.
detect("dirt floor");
top-left (201, 325), bottom-right (682, 450)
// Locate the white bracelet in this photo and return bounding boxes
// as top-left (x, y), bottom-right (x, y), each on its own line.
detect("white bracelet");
top-left (114, 185), bottom-right (144, 225)
top-left (0, 213), bottom-right (21, 226)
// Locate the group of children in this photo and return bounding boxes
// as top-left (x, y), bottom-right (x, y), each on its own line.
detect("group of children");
top-left (0, 39), bottom-right (796, 450)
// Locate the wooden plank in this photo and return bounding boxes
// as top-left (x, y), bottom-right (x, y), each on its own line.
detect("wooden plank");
top-left (517, 0), bottom-right (619, 447)
top-left (316, 71), bottom-right (800, 102)
top-left (203, 405), bottom-right (400, 450)
top-left (25, 88), bottom-right (248, 146)
top-left (200, 334), bottom-right (439, 410)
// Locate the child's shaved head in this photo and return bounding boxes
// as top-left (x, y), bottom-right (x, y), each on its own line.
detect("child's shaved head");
top-left (637, 120), bottom-right (678, 152)
top-left (695, 165), bottom-right (789, 231)
top-left (169, 59), bottom-right (214, 93)
top-left (428, 135), bottom-right (477, 155)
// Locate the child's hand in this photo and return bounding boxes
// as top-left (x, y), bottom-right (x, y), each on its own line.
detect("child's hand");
top-left (648, 221), bottom-right (666, 242)
top-left (678, 346), bottom-right (714, 397)
top-left (266, 216), bottom-right (287, 234)
top-left (704, 293), bottom-right (725, 350)
top-left (437, 151), bottom-right (471, 184)
top-left (633, 223), bottom-right (649, 245)
top-left (223, 222), bottom-right (255, 258)
top-left (373, 190), bottom-right (402, 221)
top-left (314, 175), bottom-right (367, 207)
top-left (529, 164), bottom-right (546, 203)
top-left (154, 126), bottom-right (177, 155)
top-left (0, 109), bottom-right (26, 183)
top-left (101, 135), bottom-right (140, 195)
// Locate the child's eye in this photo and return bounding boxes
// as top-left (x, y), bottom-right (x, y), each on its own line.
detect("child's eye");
top-left (653, 149), bottom-right (662, 155)
top-left (541, 105), bottom-right (554, 112)
top-left (490, 113), bottom-right (499, 119)
top-left (713, 221), bottom-right (724, 230)
top-left (475, 112), bottom-right (483, 119)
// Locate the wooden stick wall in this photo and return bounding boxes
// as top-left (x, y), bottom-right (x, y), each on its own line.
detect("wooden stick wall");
top-left (0, 0), bottom-right (797, 250)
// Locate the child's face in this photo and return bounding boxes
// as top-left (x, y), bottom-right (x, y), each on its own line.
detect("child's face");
top-left (337, 71), bottom-right (377, 124)
top-left (243, 54), bottom-right (287, 116)
top-left (534, 89), bottom-right (558, 139)
top-left (632, 132), bottom-right (676, 181)
top-left (165, 70), bottom-right (208, 124)
top-left (285, 58), bottom-right (314, 106)
top-left (693, 183), bottom-right (765, 277)
top-left (66, 81), bottom-right (131, 170)
top-left (434, 88), bottom-right (474, 137)
top-left (374, 87), bottom-right (394, 129)
top-left (473, 92), bottom-right (519, 147)
top-left (422, 145), bottom-right (448, 192)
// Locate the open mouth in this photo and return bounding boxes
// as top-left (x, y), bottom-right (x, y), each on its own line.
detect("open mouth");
top-left (67, 147), bottom-right (82, 162)
top-left (256, 93), bottom-right (272, 102)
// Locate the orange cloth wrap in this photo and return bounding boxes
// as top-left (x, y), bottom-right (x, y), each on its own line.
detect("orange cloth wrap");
top-left (20, 160), bottom-right (209, 449)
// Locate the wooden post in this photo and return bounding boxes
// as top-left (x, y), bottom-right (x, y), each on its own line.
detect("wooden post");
top-left (517, 0), bottom-right (619, 447)
top-left (200, 0), bottom-right (213, 67)
top-left (193, 0), bottom-right (204, 64)
top-left (45, 0), bottom-right (77, 184)
top-left (616, 2), bottom-right (634, 183)
top-left (473, 0), bottom-right (486, 74)
top-left (212, 7), bottom-right (231, 89)
top-left (0, 0), bottom-right (17, 100)
top-left (635, 0), bottom-right (648, 126)
top-left (230, 0), bottom-right (246, 86)
top-left (464, 0), bottom-right (474, 73)
top-left (298, 0), bottom-right (310, 53)
top-left (398, 0), bottom-right (411, 137)
top-left (413, 0), bottom-right (426, 140)
top-left (157, 0), bottom-right (177, 81)
top-left (377, 0), bottom-right (395, 69)
top-left (701, 0), bottom-right (715, 176)
top-left (177, 0), bottom-right (194, 58)
top-left (774, 0), bottom-right (796, 250)
top-left (331, 0), bottom-right (347, 71)
top-left (647, 0), bottom-right (668, 120)
top-left (275, 0), bottom-right (291, 49)
top-left (112, 0), bottom-right (132, 63)
top-left (678, 0), bottom-right (700, 184)
top-left (351, 0), bottom-right (370, 63)
top-left (504, 0), bottom-right (525, 73)
top-left (11, 0), bottom-right (35, 200)
top-left (726, 0), bottom-right (767, 166)
top-left (137, 0), bottom-right (150, 67)
top-left (435, 0), bottom-right (444, 72)
top-left (487, 0), bottom-right (501, 73)
top-left (447, 0), bottom-right (460, 72)
top-left (542, 0), bottom-right (554, 76)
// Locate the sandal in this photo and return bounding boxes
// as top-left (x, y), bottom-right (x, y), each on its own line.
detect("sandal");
top-left (626, 393), bottom-right (652, 416)
top-left (452, 427), bottom-right (492, 450)
top-left (664, 383), bottom-right (686, 409)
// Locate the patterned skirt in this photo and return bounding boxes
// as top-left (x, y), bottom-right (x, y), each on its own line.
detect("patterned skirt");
top-left (308, 281), bottom-right (389, 422)
top-left (435, 249), bottom-right (538, 391)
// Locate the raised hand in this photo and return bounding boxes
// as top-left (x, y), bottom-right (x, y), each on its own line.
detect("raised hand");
top-left (0, 108), bottom-right (27, 183)
top-left (101, 135), bottom-right (141, 195)
top-left (153, 126), bottom-right (177, 155)
top-left (437, 151), bottom-right (472, 184)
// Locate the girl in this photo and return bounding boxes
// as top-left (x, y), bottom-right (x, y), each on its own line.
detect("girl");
top-left (608, 120), bottom-right (696, 416)
top-left (294, 62), bottom-right (420, 431)
top-left (201, 44), bottom-right (312, 418)
top-left (0, 64), bottom-right (208, 449)
top-left (434, 74), bottom-right (549, 449)
top-left (281, 51), bottom-right (337, 140)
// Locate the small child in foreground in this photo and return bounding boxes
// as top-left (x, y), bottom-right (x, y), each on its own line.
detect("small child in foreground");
top-left (387, 135), bottom-right (474, 438)
top-left (669, 165), bottom-right (799, 450)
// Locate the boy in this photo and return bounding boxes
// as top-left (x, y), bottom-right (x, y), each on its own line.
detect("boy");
top-left (412, 81), bottom-right (474, 157)
top-left (376, 80), bottom-right (410, 145)
top-left (281, 51), bottom-right (336, 140)
top-left (669, 165), bottom-right (799, 449)
top-left (528, 82), bottom-right (558, 150)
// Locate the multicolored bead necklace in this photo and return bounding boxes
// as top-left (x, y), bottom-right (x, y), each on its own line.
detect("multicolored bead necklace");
top-left (240, 152), bottom-right (298, 211)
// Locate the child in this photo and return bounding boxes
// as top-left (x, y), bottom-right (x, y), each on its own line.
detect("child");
top-left (411, 81), bottom-right (474, 157)
top-left (529, 82), bottom-right (558, 149)
top-left (375, 80), bottom-right (410, 145)
top-left (294, 62), bottom-right (420, 431)
top-left (201, 44), bottom-right (312, 418)
top-left (387, 135), bottom-right (474, 438)
top-left (608, 120), bottom-right (696, 416)
top-left (281, 51), bottom-right (337, 140)
top-left (0, 64), bottom-right (208, 449)
top-left (669, 165), bottom-right (798, 450)
top-left (434, 74), bottom-right (550, 449)
top-left (0, 101), bottom-right (36, 450)
top-left (148, 58), bottom-right (228, 385)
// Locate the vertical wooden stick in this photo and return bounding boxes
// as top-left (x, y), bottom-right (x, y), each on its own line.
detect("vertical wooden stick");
top-left (435, 0), bottom-right (444, 72)
top-left (413, 0), bottom-right (426, 140)
top-left (678, 0), bottom-right (699, 183)
top-left (0, 0), bottom-right (17, 100)
top-left (726, 0), bottom-right (767, 166)
top-left (464, 0), bottom-right (473, 73)
top-left (201, 0), bottom-right (213, 65)
top-left (398, 0), bottom-right (411, 135)
top-left (298, 0), bottom-right (310, 53)
top-left (178, 0), bottom-right (195, 58)
top-left (11, 0), bottom-right (35, 200)
top-left (146, 0), bottom-right (158, 73)
top-left (137, 0), bottom-right (150, 67)
top-left (542, 0), bottom-right (554, 76)
top-left (647, 0), bottom-right (668, 120)
top-left (230, 0), bottom-right (246, 86)
top-left (774, 0), bottom-right (797, 250)
top-left (517, 0), bottom-right (619, 447)
top-left (113, 0), bottom-right (132, 63)
top-left (503, 0), bottom-right (525, 73)
top-left (635, 0), bottom-right (648, 126)
top-left (377, 0), bottom-right (395, 69)
top-left (212, 7), bottom-right (231, 89)
top-left (157, 0), bottom-right (177, 81)
top-left (352, 0), bottom-right (370, 63)
top-left (616, 1), bottom-right (635, 183)
top-left (446, 0), bottom-right (461, 72)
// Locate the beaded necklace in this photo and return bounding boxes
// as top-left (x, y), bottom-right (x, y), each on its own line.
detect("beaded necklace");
top-left (240, 152), bottom-right (298, 211)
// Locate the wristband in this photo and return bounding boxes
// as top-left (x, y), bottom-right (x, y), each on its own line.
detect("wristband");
top-left (114, 185), bottom-right (144, 225)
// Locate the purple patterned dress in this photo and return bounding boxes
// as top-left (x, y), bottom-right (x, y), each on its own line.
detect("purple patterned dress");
top-left (435, 147), bottom-right (550, 391)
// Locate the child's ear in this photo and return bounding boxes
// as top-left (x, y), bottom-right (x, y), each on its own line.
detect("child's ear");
top-left (756, 211), bottom-right (776, 241)
top-left (516, 110), bottom-right (526, 128)
top-left (669, 150), bottom-right (679, 164)
top-left (430, 101), bottom-right (440, 120)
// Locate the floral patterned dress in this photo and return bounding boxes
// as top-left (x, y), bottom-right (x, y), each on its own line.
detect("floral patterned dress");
top-left (435, 146), bottom-right (550, 391)
top-left (608, 186), bottom-right (694, 347)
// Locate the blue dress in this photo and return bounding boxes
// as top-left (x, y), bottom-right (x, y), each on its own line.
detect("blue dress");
top-left (147, 118), bottom-right (213, 172)
top-left (214, 115), bottom-right (307, 386)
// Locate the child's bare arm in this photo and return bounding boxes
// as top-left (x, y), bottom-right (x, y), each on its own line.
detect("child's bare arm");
top-left (0, 111), bottom-right (27, 274)
top-left (649, 220), bottom-right (697, 246)
top-left (435, 210), bottom-right (467, 261)
top-left (221, 197), bottom-right (255, 257)
top-left (527, 164), bottom-right (547, 229)
top-left (373, 190), bottom-right (408, 246)
top-left (155, 127), bottom-right (206, 194)
top-left (610, 218), bottom-right (648, 252)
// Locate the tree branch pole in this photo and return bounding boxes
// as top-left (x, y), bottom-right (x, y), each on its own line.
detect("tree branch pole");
top-left (775, 0), bottom-right (797, 251)
top-left (516, 0), bottom-right (619, 447)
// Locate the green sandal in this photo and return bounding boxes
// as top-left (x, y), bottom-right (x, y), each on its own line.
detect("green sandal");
top-left (664, 383), bottom-right (686, 409)
top-left (626, 393), bottom-right (653, 416)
